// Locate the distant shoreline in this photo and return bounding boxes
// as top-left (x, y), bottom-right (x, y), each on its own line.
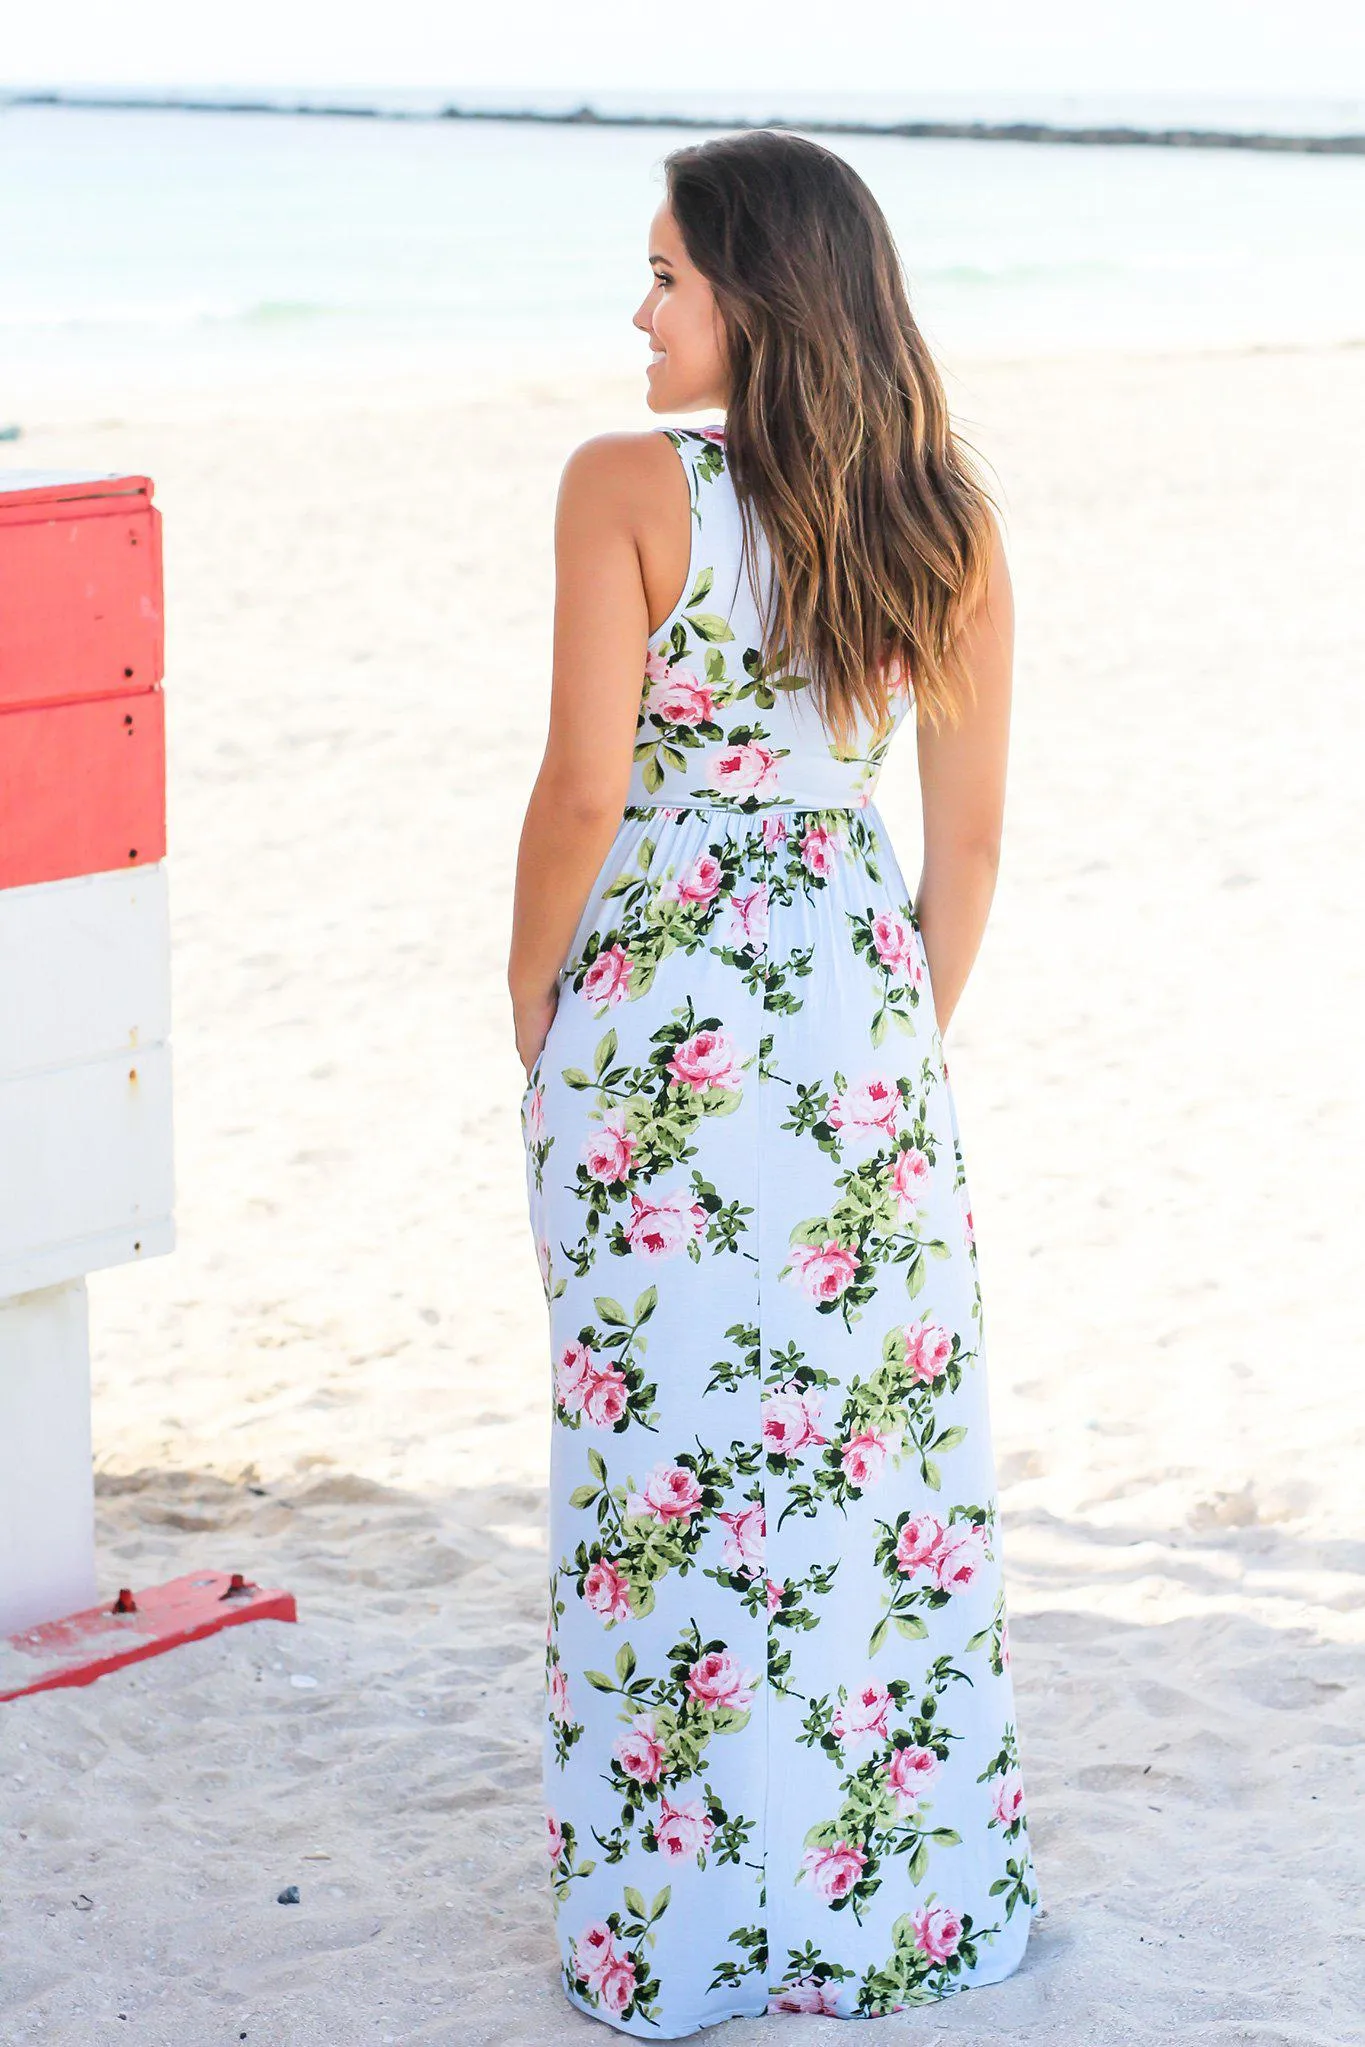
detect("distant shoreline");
top-left (6, 90), bottom-right (1365, 154)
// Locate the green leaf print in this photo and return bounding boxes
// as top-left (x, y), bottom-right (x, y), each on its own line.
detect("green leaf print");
top-left (686, 610), bottom-right (736, 644)
top-left (594, 1029), bottom-right (618, 1077)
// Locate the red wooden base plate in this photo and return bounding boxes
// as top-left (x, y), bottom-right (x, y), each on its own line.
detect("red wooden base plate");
top-left (0, 1571), bottom-right (297, 1703)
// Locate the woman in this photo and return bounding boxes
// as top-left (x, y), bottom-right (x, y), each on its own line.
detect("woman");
top-left (508, 130), bottom-right (1036, 2036)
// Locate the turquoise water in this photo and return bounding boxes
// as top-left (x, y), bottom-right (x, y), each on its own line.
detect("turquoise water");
top-left (4, 96), bottom-right (1364, 398)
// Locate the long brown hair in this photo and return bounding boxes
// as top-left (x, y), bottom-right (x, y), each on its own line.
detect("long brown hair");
top-left (664, 130), bottom-right (996, 745)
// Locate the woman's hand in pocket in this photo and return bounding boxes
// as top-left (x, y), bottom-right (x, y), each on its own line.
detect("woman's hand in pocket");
top-left (515, 985), bottom-right (560, 1083)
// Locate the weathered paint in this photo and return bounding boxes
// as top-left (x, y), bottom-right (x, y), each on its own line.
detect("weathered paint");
top-left (0, 472), bottom-right (162, 711)
top-left (0, 470), bottom-right (165, 892)
top-left (0, 865), bottom-right (171, 1078)
top-left (0, 687), bottom-right (166, 891)
top-left (0, 1041), bottom-right (174, 1298)
top-left (1, 1570), bottom-right (298, 1703)
top-left (0, 1282), bottom-right (96, 1638)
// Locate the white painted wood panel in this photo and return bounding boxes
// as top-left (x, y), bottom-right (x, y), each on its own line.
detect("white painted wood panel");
top-left (0, 864), bottom-right (171, 1080)
top-left (0, 1046), bottom-right (174, 1294)
top-left (0, 1280), bottom-right (96, 1637)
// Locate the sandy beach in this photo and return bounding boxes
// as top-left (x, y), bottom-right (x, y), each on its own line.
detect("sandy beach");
top-left (2, 341), bottom-right (1363, 2044)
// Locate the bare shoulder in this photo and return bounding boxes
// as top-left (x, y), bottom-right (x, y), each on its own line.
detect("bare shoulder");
top-left (557, 430), bottom-right (680, 522)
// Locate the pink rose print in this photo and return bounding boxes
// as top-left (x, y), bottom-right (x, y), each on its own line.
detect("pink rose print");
top-left (911, 1902), bottom-right (963, 1963)
top-left (643, 649), bottom-right (671, 684)
top-left (761, 1381), bottom-right (830, 1457)
top-left (548, 1664), bottom-right (572, 1724)
top-left (930, 1521), bottom-right (989, 1595)
top-left (992, 1767), bottom-right (1026, 1828)
top-left (786, 1240), bottom-right (859, 1304)
top-left (645, 669), bottom-right (718, 728)
top-left (895, 1511), bottom-right (946, 1576)
top-left (871, 909), bottom-right (923, 981)
top-left (582, 1108), bottom-right (637, 1184)
top-left (831, 1680), bottom-right (892, 1751)
top-left (523, 1082), bottom-right (546, 1145)
top-left (581, 944), bottom-right (633, 1007)
top-left (576, 1920), bottom-right (617, 1990)
top-left (759, 814), bottom-right (788, 850)
top-left (717, 1500), bottom-right (766, 1577)
top-left (885, 1743), bottom-right (941, 1811)
top-left (599, 1958), bottom-right (639, 2015)
top-left (581, 1366), bottom-right (629, 1428)
top-left (668, 1027), bottom-right (746, 1093)
top-left (684, 1648), bottom-right (757, 1713)
top-left (654, 1793), bottom-right (716, 1863)
top-left (726, 881), bottom-right (769, 950)
top-left (624, 1187), bottom-right (707, 1258)
top-left (708, 740), bottom-right (781, 800)
top-left (765, 1577), bottom-right (785, 1614)
top-left (582, 1557), bottom-right (632, 1623)
top-left (554, 1339), bottom-right (596, 1414)
top-left (889, 1144), bottom-right (931, 1211)
top-left (799, 820), bottom-right (846, 878)
top-left (614, 1714), bottom-right (666, 1783)
top-left (799, 1839), bottom-right (868, 1902)
top-left (961, 1189), bottom-right (976, 1249)
top-left (1001, 1615), bottom-right (1012, 1667)
top-left (625, 1460), bottom-right (704, 1524)
top-left (699, 425), bottom-right (727, 444)
top-left (677, 852), bottom-right (724, 903)
top-left (547, 1809), bottom-right (565, 1861)
top-left (828, 1075), bottom-right (900, 1144)
top-left (905, 1317), bottom-right (953, 1384)
top-left (768, 1978), bottom-right (844, 2015)
top-left (839, 1426), bottom-right (898, 1490)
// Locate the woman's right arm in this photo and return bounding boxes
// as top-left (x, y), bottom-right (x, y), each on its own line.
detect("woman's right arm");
top-left (507, 436), bottom-right (654, 1076)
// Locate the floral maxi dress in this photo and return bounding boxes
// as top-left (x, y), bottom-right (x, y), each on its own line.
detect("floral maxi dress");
top-left (520, 426), bottom-right (1037, 2037)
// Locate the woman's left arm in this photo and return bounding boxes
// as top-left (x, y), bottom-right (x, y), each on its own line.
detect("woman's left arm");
top-left (912, 513), bottom-right (1015, 1039)
top-left (507, 436), bottom-right (652, 1076)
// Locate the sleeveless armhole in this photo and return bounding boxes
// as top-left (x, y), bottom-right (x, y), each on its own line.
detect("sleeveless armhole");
top-left (645, 429), bottom-right (704, 651)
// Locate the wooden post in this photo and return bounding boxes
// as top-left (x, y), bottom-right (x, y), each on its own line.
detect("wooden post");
top-left (0, 1284), bottom-right (95, 1636)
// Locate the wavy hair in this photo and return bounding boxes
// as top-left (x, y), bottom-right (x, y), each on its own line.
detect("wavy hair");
top-left (664, 130), bottom-right (997, 745)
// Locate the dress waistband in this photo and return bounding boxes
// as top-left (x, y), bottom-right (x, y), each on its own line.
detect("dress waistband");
top-left (624, 799), bottom-right (877, 816)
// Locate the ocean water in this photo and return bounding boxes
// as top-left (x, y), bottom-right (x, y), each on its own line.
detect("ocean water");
top-left (3, 93), bottom-right (1365, 404)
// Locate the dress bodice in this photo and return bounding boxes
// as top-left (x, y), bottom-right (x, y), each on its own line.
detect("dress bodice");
top-left (625, 427), bottom-right (913, 812)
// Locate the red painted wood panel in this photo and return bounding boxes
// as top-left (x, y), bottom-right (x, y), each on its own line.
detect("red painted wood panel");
top-left (0, 481), bottom-right (163, 713)
top-left (0, 691), bottom-right (166, 891)
top-left (0, 1571), bottom-right (297, 1704)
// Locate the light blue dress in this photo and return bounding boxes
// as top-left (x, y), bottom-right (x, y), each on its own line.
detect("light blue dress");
top-left (522, 426), bottom-right (1037, 2036)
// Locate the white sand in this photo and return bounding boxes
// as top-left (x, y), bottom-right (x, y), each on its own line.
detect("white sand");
top-left (2, 345), bottom-right (1363, 2045)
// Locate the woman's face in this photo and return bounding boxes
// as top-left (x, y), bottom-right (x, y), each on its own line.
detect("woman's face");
top-left (633, 202), bottom-right (729, 414)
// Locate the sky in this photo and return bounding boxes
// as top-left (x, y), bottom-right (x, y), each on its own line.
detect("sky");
top-left (3, 0), bottom-right (1364, 100)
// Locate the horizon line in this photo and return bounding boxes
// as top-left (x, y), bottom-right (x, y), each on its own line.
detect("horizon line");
top-left (5, 90), bottom-right (1365, 154)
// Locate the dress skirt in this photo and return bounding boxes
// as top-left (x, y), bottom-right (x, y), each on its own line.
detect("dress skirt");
top-left (521, 798), bottom-right (1037, 2037)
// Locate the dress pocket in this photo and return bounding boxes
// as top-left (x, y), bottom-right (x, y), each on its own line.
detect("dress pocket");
top-left (520, 1044), bottom-right (546, 1109)
top-left (519, 983), bottom-right (567, 1117)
